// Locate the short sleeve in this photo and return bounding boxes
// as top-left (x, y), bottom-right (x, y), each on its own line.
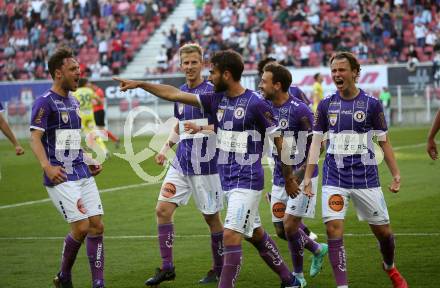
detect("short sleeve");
top-left (197, 92), bottom-right (218, 116)
top-left (297, 103), bottom-right (314, 133)
top-left (371, 100), bottom-right (388, 136)
top-left (30, 97), bottom-right (51, 132)
top-left (313, 100), bottom-right (328, 134)
top-left (253, 99), bottom-right (278, 135)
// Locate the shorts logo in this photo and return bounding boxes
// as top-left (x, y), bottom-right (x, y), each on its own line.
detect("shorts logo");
top-left (353, 111), bottom-right (366, 122)
top-left (161, 182), bottom-right (176, 198)
top-left (279, 119), bottom-right (288, 128)
top-left (61, 111), bottom-right (69, 123)
top-left (272, 202), bottom-right (286, 219)
top-left (329, 113), bottom-right (338, 126)
top-left (178, 103), bottom-right (184, 115)
top-left (328, 194), bottom-right (344, 212)
top-left (234, 107), bottom-right (245, 119)
top-left (77, 198), bottom-right (87, 214)
top-left (217, 109), bottom-right (224, 122)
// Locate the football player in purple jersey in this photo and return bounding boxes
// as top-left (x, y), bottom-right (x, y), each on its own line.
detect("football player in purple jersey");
top-left (258, 57), bottom-right (311, 106)
top-left (303, 52), bottom-right (407, 288)
top-left (29, 48), bottom-right (105, 288)
top-left (0, 102), bottom-right (24, 155)
top-left (144, 43), bottom-right (224, 286)
top-left (114, 50), bottom-right (301, 288)
top-left (259, 63), bottom-right (328, 287)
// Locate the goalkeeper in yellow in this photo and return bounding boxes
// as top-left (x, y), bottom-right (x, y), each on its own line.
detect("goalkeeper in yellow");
top-left (73, 78), bottom-right (108, 156)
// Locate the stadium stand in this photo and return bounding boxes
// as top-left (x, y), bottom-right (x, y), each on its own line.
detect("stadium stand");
top-left (155, 0), bottom-right (440, 73)
top-left (0, 0), bottom-right (177, 81)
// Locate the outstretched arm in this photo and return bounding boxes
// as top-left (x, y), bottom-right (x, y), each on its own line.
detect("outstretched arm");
top-left (0, 113), bottom-right (24, 155)
top-left (427, 109), bottom-right (440, 160)
top-left (274, 136), bottom-right (301, 198)
top-left (303, 133), bottom-right (323, 197)
top-left (113, 77), bottom-right (201, 107)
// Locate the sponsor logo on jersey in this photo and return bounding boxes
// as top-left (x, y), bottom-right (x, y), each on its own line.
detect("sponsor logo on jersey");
top-left (328, 194), bottom-right (344, 212)
top-left (161, 182), bottom-right (176, 198)
top-left (354, 110), bottom-right (366, 122)
top-left (272, 202), bottom-right (286, 218)
top-left (61, 111), bottom-right (69, 123)
top-left (234, 107), bottom-right (245, 119)
top-left (35, 107), bottom-right (45, 124)
top-left (329, 113), bottom-right (338, 126)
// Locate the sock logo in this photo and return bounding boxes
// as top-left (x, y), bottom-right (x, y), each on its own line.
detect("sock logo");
top-left (165, 232), bottom-right (174, 248)
top-left (264, 239), bottom-right (282, 266)
top-left (337, 248), bottom-right (346, 272)
top-left (95, 243), bottom-right (103, 268)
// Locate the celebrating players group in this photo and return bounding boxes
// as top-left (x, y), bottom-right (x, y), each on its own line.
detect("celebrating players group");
top-left (23, 44), bottom-right (409, 288)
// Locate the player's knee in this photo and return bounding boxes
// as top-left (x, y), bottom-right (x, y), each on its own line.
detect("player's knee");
top-left (326, 221), bottom-right (343, 238)
top-left (203, 213), bottom-right (222, 227)
top-left (72, 221), bottom-right (90, 239)
top-left (273, 222), bottom-right (287, 240)
top-left (155, 205), bottom-right (173, 220)
top-left (89, 221), bottom-right (104, 235)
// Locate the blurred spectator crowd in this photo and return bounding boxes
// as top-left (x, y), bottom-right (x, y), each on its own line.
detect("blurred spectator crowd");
top-left (157, 0), bottom-right (440, 73)
top-left (0, 0), bottom-right (176, 81)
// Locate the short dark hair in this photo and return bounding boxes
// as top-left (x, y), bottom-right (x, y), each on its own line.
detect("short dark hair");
top-left (313, 73), bottom-right (321, 80)
top-left (257, 57), bottom-right (277, 76)
top-left (48, 47), bottom-right (75, 79)
top-left (263, 63), bottom-right (292, 92)
top-left (329, 51), bottom-right (361, 80)
top-left (210, 50), bottom-right (244, 81)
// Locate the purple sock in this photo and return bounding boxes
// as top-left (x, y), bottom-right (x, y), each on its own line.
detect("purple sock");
top-left (286, 230), bottom-right (304, 273)
top-left (211, 231), bottom-right (224, 276)
top-left (298, 222), bottom-right (311, 236)
top-left (328, 238), bottom-right (348, 286)
top-left (219, 245), bottom-right (242, 288)
top-left (158, 223), bottom-right (174, 271)
top-left (379, 235), bottom-right (395, 267)
top-left (252, 232), bottom-right (293, 284)
top-left (86, 235), bottom-right (104, 286)
top-left (301, 228), bottom-right (320, 254)
top-left (60, 234), bottom-right (82, 281)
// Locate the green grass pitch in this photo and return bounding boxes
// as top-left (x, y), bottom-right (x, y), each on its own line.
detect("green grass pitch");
top-left (0, 126), bottom-right (439, 287)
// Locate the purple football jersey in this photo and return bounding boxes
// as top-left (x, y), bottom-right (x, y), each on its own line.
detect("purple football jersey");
top-left (172, 80), bottom-right (218, 175)
top-left (270, 96), bottom-right (318, 187)
top-left (198, 89), bottom-right (277, 191)
top-left (30, 90), bottom-right (91, 186)
top-left (313, 89), bottom-right (387, 189)
top-left (289, 85), bottom-right (310, 106)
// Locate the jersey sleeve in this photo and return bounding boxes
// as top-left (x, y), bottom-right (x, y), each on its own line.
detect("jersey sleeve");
top-left (0, 102), bottom-right (4, 112)
top-left (297, 103), bottom-right (314, 134)
top-left (30, 97), bottom-right (51, 132)
top-left (312, 100), bottom-right (328, 134)
top-left (371, 99), bottom-right (388, 136)
top-left (173, 102), bottom-right (178, 118)
top-left (253, 99), bottom-right (278, 135)
top-left (197, 92), bottom-right (218, 116)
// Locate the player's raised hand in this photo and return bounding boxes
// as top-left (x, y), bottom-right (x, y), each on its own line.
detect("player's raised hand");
top-left (388, 175), bottom-right (400, 193)
top-left (285, 176), bottom-right (301, 198)
top-left (155, 153), bottom-right (167, 166)
top-left (303, 178), bottom-right (314, 197)
top-left (44, 165), bottom-right (67, 185)
top-left (427, 139), bottom-right (438, 160)
top-left (15, 145), bottom-right (24, 156)
top-left (89, 164), bottom-right (103, 176)
top-left (113, 77), bottom-right (139, 92)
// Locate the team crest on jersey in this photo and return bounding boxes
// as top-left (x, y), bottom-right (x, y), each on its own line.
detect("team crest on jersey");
top-left (61, 111), bottom-right (69, 123)
top-left (329, 113), bottom-right (338, 126)
top-left (279, 118), bottom-right (288, 128)
top-left (217, 109), bottom-right (224, 122)
top-left (239, 98), bottom-right (248, 105)
top-left (356, 100), bottom-right (365, 108)
top-left (234, 107), bottom-right (245, 119)
top-left (353, 110), bottom-right (366, 122)
top-left (178, 103), bottom-right (184, 115)
top-left (280, 107), bottom-right (288, 114)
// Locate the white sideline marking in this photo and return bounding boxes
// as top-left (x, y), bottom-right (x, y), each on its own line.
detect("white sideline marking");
top-left (0, 232), bottom-right (438, 241)
top-left (0, 142), bottom-right (426, 210)
top-left (0, 182), bottom-right (158, 210)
